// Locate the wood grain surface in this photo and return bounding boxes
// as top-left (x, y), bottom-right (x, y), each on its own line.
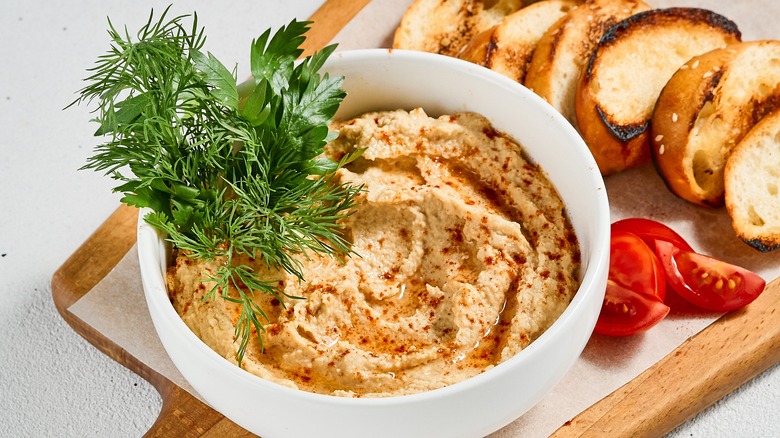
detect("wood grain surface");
top-left (51, 0), bottom-right (780, 436)
top-left (552, 279), bottom-right (780, 437)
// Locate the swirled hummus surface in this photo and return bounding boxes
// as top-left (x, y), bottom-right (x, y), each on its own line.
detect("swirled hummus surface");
top-left (167, 108), bottom-right (580, 397)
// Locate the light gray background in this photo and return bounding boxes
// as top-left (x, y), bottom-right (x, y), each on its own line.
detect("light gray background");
top-left (1, 1), bottom-right (777, 437)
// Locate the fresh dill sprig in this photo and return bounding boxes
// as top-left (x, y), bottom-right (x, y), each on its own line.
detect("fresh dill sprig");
top-left (71, 7), bottom-right (361, 363)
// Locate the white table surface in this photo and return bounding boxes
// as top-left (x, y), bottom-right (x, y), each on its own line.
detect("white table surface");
top-left (1, 1), bottom-right (777, 437)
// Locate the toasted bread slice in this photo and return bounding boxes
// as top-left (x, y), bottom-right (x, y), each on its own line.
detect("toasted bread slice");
top-left (393, 0), bottom-right (524, 57)
top-left (524, 0), bottom-right (651, 127)
top-left (576, 8), bottom-right (741, 175)
top-left (651, 40), bottom-right (780, 207)
top-left (725, 108), bottom-right (780, 252)
top-left (458, 0), bottom-right (580, 84)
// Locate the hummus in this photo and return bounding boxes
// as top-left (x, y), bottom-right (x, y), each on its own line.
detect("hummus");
top-left (167, 108), bottom-right (580, 397)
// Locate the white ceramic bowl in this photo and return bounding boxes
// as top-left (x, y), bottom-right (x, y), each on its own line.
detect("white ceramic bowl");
top-left (138, 49), bottom-right (610, 438)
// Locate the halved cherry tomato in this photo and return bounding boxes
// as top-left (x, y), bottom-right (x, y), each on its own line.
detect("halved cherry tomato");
top-left (655, 240), bottom-right (766, 312)
top-left (609, 230), bottom-right (667, 302)
top-left (611, 218), bottom-right (694, 252)
top-left (595, 230), bottom-right (669, 336)
top-left (594, 280), bottom-right (671, 336)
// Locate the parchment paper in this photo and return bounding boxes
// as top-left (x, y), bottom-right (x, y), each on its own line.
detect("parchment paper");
top-left (69, 1), bottom-right (780, 436)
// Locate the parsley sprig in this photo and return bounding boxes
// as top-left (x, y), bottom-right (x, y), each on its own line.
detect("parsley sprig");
top-left (72, 8), bottom-right (361, 363)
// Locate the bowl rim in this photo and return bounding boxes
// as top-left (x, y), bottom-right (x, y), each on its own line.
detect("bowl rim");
top-left (138, 47), bottom-right (610, 407)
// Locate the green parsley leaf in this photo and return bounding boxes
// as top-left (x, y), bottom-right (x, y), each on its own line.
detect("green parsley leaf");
top-left (192, 50), bottom-right (239, 109)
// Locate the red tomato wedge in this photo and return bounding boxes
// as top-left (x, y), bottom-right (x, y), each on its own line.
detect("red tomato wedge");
top-left (595, 230), bottom-right (669, 336)
top-left (608, 230), bottom-right (667, 302)
top-left (594, 279), bottom-right (671, 336)
top-left (611, 218), bottom-right (693, 252)
top-left (655, 240), bottom-right (766, 312)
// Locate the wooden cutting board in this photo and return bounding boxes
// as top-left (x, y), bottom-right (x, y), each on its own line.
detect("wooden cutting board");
top-left (51, 1), bottom-right (780, 436)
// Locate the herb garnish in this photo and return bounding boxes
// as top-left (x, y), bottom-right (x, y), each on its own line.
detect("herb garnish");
top-left (71, 7), bottom-right (361, 363)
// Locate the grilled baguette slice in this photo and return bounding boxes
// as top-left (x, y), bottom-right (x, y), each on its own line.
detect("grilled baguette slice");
top-left (524, 0), bottom-right (651, 127)
top-left (458, 0), bottom-right (580, 84)
top-left (576, 8), bottom-right (741, 175)
top-left (652, 40), bottom-right (780, 207)
top-left (725, 108), bottom-right (780, 252)
top-left (393, 0), bottom-right (524, 57)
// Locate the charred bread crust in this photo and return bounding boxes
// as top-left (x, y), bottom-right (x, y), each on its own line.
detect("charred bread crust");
top-left (651, 41), bottom-right (780, 207)
top-left (595, 7), bottom-right (740, 47)
top-left (742, 239), bottom-right (780, 253)
top-left (577, 7), bottom-right (741, 175)
top-left (524, 0), bottom-right (651, 127)
top-left (575, 83), bottom-right (649, 174)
